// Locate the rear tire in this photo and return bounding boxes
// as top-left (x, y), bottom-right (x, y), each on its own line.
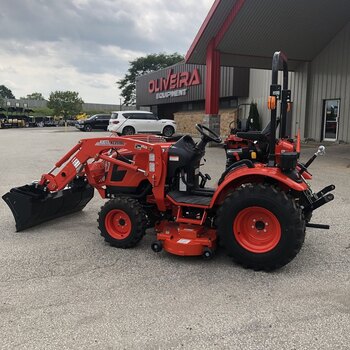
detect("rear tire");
top-left (98, 197), bottom-right (146, 248)
top-left (122, 126), bottom-right (135, 135)
top-left (162, 125), bottom-right (175, 137)
top-left (217, 184), bottom-right (305, 271)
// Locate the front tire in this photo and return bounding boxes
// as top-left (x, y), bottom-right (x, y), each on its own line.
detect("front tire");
top-left (162, 125), bottom-right (175, 137)
top-left (84, 124), bottom-right (92, 132)
top-left (217, 184), bottom-right (305, 271)
top-left (98, 197), bottom-right (147, 248)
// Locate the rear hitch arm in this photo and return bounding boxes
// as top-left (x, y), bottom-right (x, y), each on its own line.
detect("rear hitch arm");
top-left (303, 192), bottom-right (334, 213)
top-left (299, 145), bottom-right (326, 175)
top-left (315, 184), bottom-right (335, 197)
top-left (306, 223), bottom-right (330, 230)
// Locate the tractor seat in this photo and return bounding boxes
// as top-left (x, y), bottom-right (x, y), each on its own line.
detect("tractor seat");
top-left (235, 131), bottom-right (268, 142)
top-left (235, 121), bottom-right (271, 142)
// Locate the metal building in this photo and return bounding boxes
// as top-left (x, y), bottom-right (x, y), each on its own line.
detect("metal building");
top-left (240, 20), bottom-right (350, 143)
top-left (137, 0), bottom-right (350, 142)
top-left (136, 63), bottom-right (249, 120)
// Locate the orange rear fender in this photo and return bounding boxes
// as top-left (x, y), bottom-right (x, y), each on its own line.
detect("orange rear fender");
top-left (209, 165), bottom-right (308, 207)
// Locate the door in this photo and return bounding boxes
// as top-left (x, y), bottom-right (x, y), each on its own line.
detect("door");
top-left (144, 113), bottom-right (160, 133)
top-left (323, 99), bottom-right (340, 141)
top-left (132, 113), bottom-right (156, 132)
top-left (97, 115), bottom-right (111, 130)
top-left (94, 115), bottom-right (106, 129)
top-left (129, 114), bottom-right (146, 132)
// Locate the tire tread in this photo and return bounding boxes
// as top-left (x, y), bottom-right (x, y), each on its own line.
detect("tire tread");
top-left (97, 196), bottom-right (147, 248)
top-left (217, 183), bottom-right (305, 271)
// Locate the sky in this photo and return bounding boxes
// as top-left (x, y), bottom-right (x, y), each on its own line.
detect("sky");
top-left (0, 0), bottom-right (213, 104)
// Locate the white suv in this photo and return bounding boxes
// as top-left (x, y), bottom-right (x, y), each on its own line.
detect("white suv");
top-left (107, 111), bottom-right (176, 137)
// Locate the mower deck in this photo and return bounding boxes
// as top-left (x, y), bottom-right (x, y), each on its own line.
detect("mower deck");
top-left (155, 221), bottom-right (216, 257)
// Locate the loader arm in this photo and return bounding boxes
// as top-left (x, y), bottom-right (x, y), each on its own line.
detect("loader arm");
top-left (39, 137), bottom-right (164, 193)
top-left (3, 136), bottom-right (167, 232)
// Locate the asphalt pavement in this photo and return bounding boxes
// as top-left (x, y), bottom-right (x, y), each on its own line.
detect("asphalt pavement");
top-left (0, 127), bottom-right (349, 349)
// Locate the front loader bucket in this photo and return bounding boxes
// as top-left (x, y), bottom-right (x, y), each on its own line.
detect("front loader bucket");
top-left (2, 183), bottom-right (94, 232)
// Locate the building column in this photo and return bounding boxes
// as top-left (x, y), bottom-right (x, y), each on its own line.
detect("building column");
top-left (204, 39), bottom-right (221, 141)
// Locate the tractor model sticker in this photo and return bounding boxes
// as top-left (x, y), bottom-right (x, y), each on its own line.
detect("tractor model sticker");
top-left (95, 140), bottom-right (125, 147)
top-left (177, 239), bottom-right (191, 244)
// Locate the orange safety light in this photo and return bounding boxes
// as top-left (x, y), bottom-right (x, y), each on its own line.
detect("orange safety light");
top-left (296, 128), bottom-right (301, 153)
top-left (268, 96), bottom-right (277, 110)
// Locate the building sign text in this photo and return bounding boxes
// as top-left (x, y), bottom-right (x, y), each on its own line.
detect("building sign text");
top-left (156, 88), bottom-right (187, 100)
top-left (149, 68), bottom-right (201, 95)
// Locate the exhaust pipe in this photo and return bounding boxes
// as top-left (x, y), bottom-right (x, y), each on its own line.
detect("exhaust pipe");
top-left (2, 181), bottom-right (94, 232)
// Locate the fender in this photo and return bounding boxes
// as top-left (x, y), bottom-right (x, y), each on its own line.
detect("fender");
top-left (209, 164), bottom-right (308, 207)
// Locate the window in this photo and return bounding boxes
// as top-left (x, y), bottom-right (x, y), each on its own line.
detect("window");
top-left (230, 99), bottom-right (238, 108)
top-left (128, 113), bottom-right (155, 120)
top-left (122, 113), bottom-right (134, 119)
top-left (323, 99), bottom-right (340, 141)
top-left (129, 114), bottom-right (143, 120)
top-left (96, 115), bottom-right (110, 120)
top-left (144, 113), bottom-right (157, 120)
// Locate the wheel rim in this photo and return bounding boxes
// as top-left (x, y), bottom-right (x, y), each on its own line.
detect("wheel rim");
top-left (105, 209), bottom-right (132, 240)
top-left (164, 127), bottom-right (173, 137)
top-left (233, 206), bottom-right (281, 253)
top-left (124, 128), bottom-right (134, 135)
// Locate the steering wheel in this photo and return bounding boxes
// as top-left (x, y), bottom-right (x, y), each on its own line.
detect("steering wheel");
top-left (196, 124), bottom-right (222, 143)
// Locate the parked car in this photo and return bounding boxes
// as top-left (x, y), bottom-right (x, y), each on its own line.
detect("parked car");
top-left (43, 120), bottom-right (57, 127)
top-left (75, 114), bottom-right (111, 132)
top-left (107, 111), bottom-right (176, 136)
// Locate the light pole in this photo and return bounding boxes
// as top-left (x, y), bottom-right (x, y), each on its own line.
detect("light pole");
top-left (6, 101), bottom-right (10, 119)
top-left (24, 103), bottom-right (28, 127)
top-left (15, 102), bottom-right (20, 127)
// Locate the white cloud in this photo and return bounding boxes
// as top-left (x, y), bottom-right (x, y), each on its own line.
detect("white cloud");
top-left (0, 0), bottom-right (213, 103)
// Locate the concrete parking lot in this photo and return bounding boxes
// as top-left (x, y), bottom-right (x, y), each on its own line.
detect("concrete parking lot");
top-left (0, 127), bottom-right (349, 350)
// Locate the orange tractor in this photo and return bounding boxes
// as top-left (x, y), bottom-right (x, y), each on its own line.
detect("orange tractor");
top-left (3, 52), bottom-right (335, 270)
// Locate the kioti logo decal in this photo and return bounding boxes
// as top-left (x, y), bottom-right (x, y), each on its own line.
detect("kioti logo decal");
top-left (148, 68), bottom-right (201, 93)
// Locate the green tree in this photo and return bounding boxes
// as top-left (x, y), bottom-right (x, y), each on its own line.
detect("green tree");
top-left (31, 107), bottom-right (54, 117)
top-left (21, 92), bottom-right (46, 100)
top-left (0, 85), bottom-right (15, 99)
top-left (47, 91), bottom-right (84, 120)
top-left (118, 52), bottom-right (184, 106)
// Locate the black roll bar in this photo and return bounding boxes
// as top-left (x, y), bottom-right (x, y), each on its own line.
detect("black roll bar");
top-left (268, 51), bottom-right (290, 166)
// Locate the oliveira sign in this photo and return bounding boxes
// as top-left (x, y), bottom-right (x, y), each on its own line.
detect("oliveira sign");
top-left (148, 68), bottom-right (201, 100)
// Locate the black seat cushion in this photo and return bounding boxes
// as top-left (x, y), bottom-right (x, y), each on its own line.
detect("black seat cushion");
top-left (236, 131), bottom-right (268, 142)
top-left (167, 190), bottom-right (212, 206)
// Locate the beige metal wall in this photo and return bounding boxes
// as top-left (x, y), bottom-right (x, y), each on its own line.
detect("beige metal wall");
top-left (241, 20), bottom-right (350, 142)
top-left (239, 69), bottom-right (271, 127)
top-left (306, 21), bottom-right (350, 142)
top-left (240, 69), bottom-right (300, 135)
top-left (289, 62), bottom-right (309, 139)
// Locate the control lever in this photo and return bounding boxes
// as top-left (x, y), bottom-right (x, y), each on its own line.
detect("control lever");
top-left (199, 172), bottom-right (211, 188)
